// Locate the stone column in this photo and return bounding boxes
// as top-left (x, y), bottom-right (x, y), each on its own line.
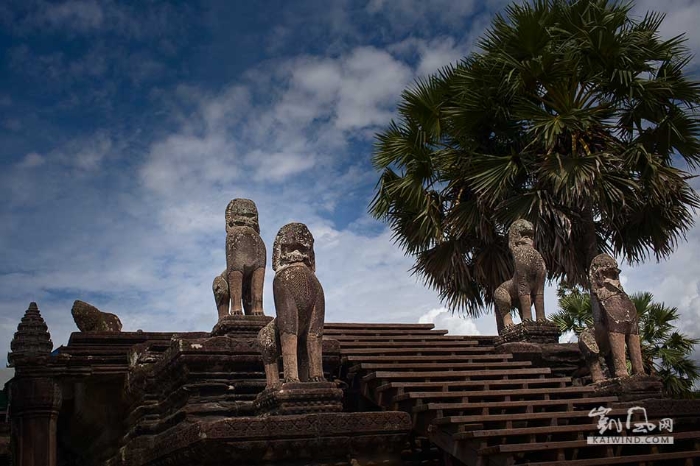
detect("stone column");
top-left (9, 378), bottom-right (62, 466)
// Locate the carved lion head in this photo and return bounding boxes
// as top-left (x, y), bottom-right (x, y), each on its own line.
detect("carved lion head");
top-left (508, 219), bottom-right (535, 251)
top-left (272, 222), bottom-right (315, 272)
top-left (225, 198), bottom-right (260, 234)
top-left (589, 253), bottom-right (623, 295)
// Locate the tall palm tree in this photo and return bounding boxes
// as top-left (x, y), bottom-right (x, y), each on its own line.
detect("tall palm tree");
top-left (551, 287), bottom-right (699, 397)
top-left (370, 0), bottom-right (700, 320)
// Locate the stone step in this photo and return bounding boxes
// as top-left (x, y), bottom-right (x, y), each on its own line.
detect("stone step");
top-left (350, 361), bottom-right (532, 373)
top-left (392, 386), bottom-right (596, 404)
top-left (524, 450), bottom-right (700, 466)
top-left (384, 377), bottom-right (573, 396)
top-left (363, 367), bottom-right (551, 383)
top-left (338, 340), bottom-right (479, 348)
top-left (414, 396), bottom-right (619, 414)
top-left (453, 422), bottom-right (601, 440)
top-left (341, 346), bottom-right (495, 355)
top-left (343, 354), bottom-right (513, 363)
top-left (324, 323), bottom-right (436, 330)
top-left (325, 329), bottom-right (449, 336)
top-left (434, 409), bottom-right (627, 427)
top-left (478, 430), bottom-right (700, 456)
top-left (330, 335), bottom-right (479, 342)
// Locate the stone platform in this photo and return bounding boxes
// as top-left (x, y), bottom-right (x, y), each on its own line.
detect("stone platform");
top-left (211, 314), bottom-right (273, 337)
top-left (107, 411), bottom-right (412, 466)
top-left (254, 381), bottom-right (344, 415)
top-left (494, 320), bottom-right (561, 345)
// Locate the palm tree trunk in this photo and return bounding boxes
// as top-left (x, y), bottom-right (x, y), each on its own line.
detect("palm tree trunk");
top-left (582, 202), bottom-right (615, 376)
top-left (581, 203), bottom-right (599, 271)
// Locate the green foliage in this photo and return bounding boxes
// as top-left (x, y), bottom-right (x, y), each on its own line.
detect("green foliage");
top-left (370, 0), bottom-right (700, 317)
top-left (550, 285), bottom-right (593, 334)
top-left (554, 286), bottom-right (700, 397)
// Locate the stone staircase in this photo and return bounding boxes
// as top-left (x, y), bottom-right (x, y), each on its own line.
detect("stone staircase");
top-left (327, 322), bottom-right (700, 466)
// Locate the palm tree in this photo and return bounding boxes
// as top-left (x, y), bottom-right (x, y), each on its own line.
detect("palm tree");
top-left (551, 285), bottom-right (593, 335)
top-left (370, 0), bottom-right (700, 321)
top-left (552, 287), bottom-right (700, 397)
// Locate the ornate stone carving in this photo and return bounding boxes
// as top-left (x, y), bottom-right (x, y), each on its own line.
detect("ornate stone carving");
top-left (494, 319), bottom-right (561, 345)
top-left (258, 223), bottom-right (325, 389)
top-left (8, 302), bottom-right (53, 366)
top-left (253, 381), bottom-right (343, 415)
top-left (9, 377), bottom-right (62, 416)
top-left (494, 219), bottom-right (547, 333)
top-left (213, 199), bottom-right (266, 319)
top-left (72, 300), bottom-right (122, 332)
top-left (579, 254), bottom-right (645, 382)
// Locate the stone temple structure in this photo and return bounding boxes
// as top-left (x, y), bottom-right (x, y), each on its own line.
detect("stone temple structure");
top-left (5, 208), bottom-right (700, 465)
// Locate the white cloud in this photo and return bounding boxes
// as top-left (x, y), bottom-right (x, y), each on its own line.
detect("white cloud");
top-left (70, 133), bottom-right (113, 171)
top-left (141, 132), bottom-right (238, 196)
top-left (366, 0), bottom-right (479, 29)
top-left (247, 151), bottom-right (317, 182)
top-left (0, 368), bottom-right (14, 387)
top-left (415, 37), bottom-right (465, 78)
top-left (390, 37), bottom-right (467, 78)
top-left (335, 47), bottom-right (413, 130)
top-left (621, 211), bottom-right (700, 343)
top-left (43, 0), bottom-right (105, 32)
top-left (2, 2), bottom-right (699, 373)
top-left (17, 152), bottom-right (45, 169)
top-left (17, 0), bottom-right (184, 41)
top-left (560, 330), bottom-right (577, 344)
top-left (138, 46), bottom-right (413, 206)
top-left (419, 307), bottom-right (481, 335)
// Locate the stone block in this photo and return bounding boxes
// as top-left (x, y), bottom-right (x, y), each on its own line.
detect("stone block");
top-left (495, 320), bottom-right (561, 345)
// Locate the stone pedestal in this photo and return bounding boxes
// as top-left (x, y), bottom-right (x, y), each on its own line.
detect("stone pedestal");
top-left (211, 315), bottom-right (272, 337)
top-left (9, 377), bottom-right (62, 466)
top-left (495, 320), bottom-right (561, 345)
top-left (495, 341), bottom-right (586, 379)
top-left (593, 374), bottom-right (663, 401)
top-left (254, 381), bottom-right (343, 416)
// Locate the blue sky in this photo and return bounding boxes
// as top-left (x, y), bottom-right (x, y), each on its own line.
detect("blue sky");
top-left (1, 0), bottom-right (700, 383)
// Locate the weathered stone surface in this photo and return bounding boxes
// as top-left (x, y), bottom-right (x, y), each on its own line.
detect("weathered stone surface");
top-left (493, 219), bottom-right (547, 334)
top-left (8, 377), bottom-right (62, 466)
top-left (71, 300), bottom-right (122, 332)
top-left (583, 254), bottom-right (646, 381)
top-left (214, 198), bottom-right (267, 318)
top-left (212, 271), bottom-right (229, 318)
top-left (593, 373), bottom-right (663, 401)
top-left (254, 381), bottom-right (343, 416)
top-left (211, 314), bottom-right (272, 337)
top-left (258, 223), bottom-right (325, 389)
top-left (494, 320), bottom-right (561, 345)
top-left (578, 326), bottom-right (606, 382)
top-left (106, 412), bottom-right (412, 466)
top-left (8, 308), bottom-right (700, 466)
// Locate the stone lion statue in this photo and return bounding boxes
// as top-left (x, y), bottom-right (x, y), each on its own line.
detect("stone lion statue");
top-left (579, 254), bottom-right (645, 382)
top-left (71, 300), bottom-right (122, 332)
top-left (213, 199), bottom-right (266, 318)
top-left (493, 219), bottom-right (547, 333)
top-left (258, 223), bottom-right (325, 388)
